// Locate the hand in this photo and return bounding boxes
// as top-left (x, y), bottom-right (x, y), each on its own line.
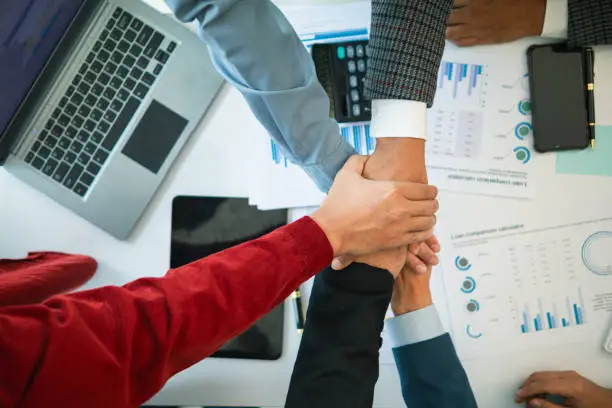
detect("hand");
top-left (332, 248), bottom-right (408, 279)
top-left (311, 155), bottom-right (439, 259)
top-left (408, 235), bottom-right (441, 272)
top-left (446, 0), bottom-right (546, 47)
top-left (516, 371), bottom-right (612, 408)
top-left (391, 261), bottom-right (434, 316)
top-left (360, 138), bottom-right (440, 274)
top-left (332, 235), bottom-right (440, 278)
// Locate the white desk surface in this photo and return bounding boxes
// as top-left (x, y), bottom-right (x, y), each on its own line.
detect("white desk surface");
top-left (3, 2), bottom-right (612, 407)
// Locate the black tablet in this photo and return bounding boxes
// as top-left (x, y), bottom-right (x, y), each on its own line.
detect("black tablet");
top-left (171, 196), bottom-right (288, 360)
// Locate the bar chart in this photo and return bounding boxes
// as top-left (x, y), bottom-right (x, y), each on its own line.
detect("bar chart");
top-left (270, 141), bottom-right (288, 168)
top-left (518, 288), bottom-right (586, 334)
top-left (437, 61), bottom-right (487, 108)
top-left (341, 123), bottom-right (375, 155)
top-left (270, 123), bottom-right (375, 167)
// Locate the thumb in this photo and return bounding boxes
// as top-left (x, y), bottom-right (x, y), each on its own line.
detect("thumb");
top-left (331, 256), bottom-right (355, 271)
top-left (341, 155), bottom-right (367, 175)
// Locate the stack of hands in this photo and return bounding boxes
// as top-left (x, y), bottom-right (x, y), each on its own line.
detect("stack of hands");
top-left (311, 138), bottom-right (438, 316)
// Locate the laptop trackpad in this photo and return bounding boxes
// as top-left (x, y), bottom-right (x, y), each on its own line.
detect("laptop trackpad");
top-left (122, 100), bottom-right (188, 174)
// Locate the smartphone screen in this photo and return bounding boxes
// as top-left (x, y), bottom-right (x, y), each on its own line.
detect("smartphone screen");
top-left (171, 196), bottom-right (288, 360)
top-left (528, 45), bottom-right (589, 152)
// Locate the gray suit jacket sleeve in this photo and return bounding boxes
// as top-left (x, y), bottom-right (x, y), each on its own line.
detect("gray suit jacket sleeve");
top-left (568, 0), bottom-right (612, 45)
top-left (364, 0), bottom-right (453, 107)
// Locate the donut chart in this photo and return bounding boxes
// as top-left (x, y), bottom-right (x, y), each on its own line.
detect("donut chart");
top-left (514, 146), bottom-right (531, 164)
top-left (467, 299), bottom-right (480, 312)
top-left (514, 122), bottom-right (533, 140)
top-left (518, 100), bottom-right (531, 116)
top-left (466, 324), bottom-right (483, 339)
top-left (455, 256), bottom-right (472, 271)
top-left (582, 231), bottom-right (612, 276)
top-left (461, 277), bottom-right (477, 294)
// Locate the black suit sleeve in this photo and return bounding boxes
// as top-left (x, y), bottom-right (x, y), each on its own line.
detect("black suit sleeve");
top-left (285, 264), bottom-right (393, 408)
top-left (394, 334), bottom-right (477, 408)
top-left (365, 0), bottom-right (453, 106)
top-left (568, 0), bottom-right (612, 46)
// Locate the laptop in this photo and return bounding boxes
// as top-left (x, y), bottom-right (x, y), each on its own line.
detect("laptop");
top-left (0, 0), bottom-right (224, 239)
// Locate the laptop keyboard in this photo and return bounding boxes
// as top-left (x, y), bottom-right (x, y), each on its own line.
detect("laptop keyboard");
top-left (24, 7), bottom-right (177, 198)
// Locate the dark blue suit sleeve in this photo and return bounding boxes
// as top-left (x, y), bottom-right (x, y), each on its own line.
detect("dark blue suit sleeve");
top-left (393, 334), bottom-right (478, 408)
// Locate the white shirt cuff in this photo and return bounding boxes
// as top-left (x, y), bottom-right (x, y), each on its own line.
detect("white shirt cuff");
top-left (541, 0), bottom-right (568, 39)
top-left (371, 99), bottom-right (427, 140)
top-left (384, 304), bottom-right (446, 348)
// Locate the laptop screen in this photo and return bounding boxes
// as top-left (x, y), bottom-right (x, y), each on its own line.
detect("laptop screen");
top-left (0, 0), bottom-right (85, 137)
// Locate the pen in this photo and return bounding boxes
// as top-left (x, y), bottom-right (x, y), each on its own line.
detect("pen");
top-left (585, 48), bottom-right (596, 149)
top-left (293, 287), bottom-right (305, 333)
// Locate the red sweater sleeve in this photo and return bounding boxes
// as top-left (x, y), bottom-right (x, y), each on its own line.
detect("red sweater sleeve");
top-left (0, 217), bottom-right (332, 408)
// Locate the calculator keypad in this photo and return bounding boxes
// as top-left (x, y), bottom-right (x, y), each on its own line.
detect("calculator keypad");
top-left (331, 40), bottom-right (371, 123)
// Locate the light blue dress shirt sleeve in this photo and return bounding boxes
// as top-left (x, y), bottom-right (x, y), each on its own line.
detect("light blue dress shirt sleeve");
top-left (164, 0), bottom-right (355, 192)
top-left (385, 304), bottom-right (446, 348)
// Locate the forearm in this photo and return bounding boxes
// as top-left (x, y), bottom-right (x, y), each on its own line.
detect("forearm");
top-left (0, 217), bottom-right (332, 408)
top-left (165, 0), bottom-right (354, 191)
top-left (372, 138), bottom-right (427, 183)
top-left (286, 264), bottom-right (393, 408)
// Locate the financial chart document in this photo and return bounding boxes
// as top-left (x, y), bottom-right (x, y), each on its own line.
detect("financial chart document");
top-left (425, 45), bottom-right (542, 200)
top-left (442, 217), bottom-right (612, 360)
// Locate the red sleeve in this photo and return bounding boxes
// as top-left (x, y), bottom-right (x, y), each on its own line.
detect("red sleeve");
top-left (0, 217), bottom-right (332, 408)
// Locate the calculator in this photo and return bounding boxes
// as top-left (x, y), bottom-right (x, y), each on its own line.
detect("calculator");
top-left (312, 40), bottom-right (371, 123)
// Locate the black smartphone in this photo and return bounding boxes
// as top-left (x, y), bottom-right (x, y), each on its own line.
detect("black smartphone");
top-left (527, 44), bottom-right (589, 152)
top-left (171, 196), bottom-right (288, 360)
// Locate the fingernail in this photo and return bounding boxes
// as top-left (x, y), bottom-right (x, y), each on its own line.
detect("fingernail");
top-left (530, 400), bottom-right (542, 408)
top-left (431, 256), bottom-right (439, 265)
top-left (416, 265), bottom-right (427, 274)
top-left (432, 244), bottom-right (441, 252)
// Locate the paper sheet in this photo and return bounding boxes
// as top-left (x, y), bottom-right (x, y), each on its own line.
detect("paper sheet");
top-left (556, 126), bottom-right (612, 177)
top-left (422, 42), bottom-right (549, 199)
top-left (441, 217), bottom-right (612, 360)
top-left (276, 1), bottom-right (370, 36)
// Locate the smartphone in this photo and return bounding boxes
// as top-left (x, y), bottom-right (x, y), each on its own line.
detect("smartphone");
top-left (171, 196), bottom-right (288, 360)
top-left (527, 44), bottom-right (589, 152)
